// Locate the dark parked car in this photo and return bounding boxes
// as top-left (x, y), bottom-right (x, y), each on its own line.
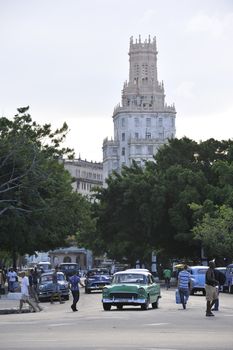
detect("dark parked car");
top-left (85, 268), bottom-right (111, 294)
top-left (38, 271), bottom-right (69, 301)
top-left (59, 263), bottom-right (79, 280)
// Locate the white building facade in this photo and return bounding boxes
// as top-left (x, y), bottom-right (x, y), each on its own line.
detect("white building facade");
top-left (103, 35), bottom-right (176, 182)
top-left (64, 158), bottom-right (103, 197)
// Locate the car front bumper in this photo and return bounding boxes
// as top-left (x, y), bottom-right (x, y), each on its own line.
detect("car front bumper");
top-left (102, 297), bottom-right (146, 305)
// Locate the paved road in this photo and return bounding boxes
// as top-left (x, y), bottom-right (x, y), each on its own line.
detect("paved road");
top-left (0, 287), bottom-right (233, 349)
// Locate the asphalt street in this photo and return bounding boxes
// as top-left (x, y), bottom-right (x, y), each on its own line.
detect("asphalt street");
top-left (0, 287), bottom-right (233, 350)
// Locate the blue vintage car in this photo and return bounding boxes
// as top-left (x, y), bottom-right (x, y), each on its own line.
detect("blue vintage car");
top-left (225, 264), bottom-right (233, 293)
top-left (85, 268), bottom-right (111, 294)
top-left (188, 265), bottom-right (209, 295)
top-left (38, 271), bottom-right (69, 301)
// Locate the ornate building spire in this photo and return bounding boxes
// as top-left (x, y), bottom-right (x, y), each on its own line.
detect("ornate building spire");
top-left (119, 35), bottom-right (167, 112)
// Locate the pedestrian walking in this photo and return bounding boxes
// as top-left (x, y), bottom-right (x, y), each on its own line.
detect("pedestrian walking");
top-left (163, 267), bottom-right (172, 290)
top-left (7, 268), bottom-right (18, 292)
top-left (68, 271), bottom-right (85, 312)
top-left (211, 267), bottom-right (226, 312)
top-left (205, 260), bottom-right (219, 317)
top-left (19, 272), bottom-right (41, 313)
top-left (177, 264), bottom-right (191, 309)
top-left (29, 268), bottom-right (40, 303)
top-left (50, 266), bottom-right (64, 304)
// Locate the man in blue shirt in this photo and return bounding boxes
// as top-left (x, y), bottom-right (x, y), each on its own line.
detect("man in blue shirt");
top-left (68, 271), bottom-right (84, 312)
top-left (178, 264), bottom-right (191, 309)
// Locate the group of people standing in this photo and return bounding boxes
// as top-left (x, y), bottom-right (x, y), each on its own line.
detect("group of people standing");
top-left (0, 265), bottom-right (85, 313)
top-left (175, 261), bottom-right (224, 316)
top-left (20, 266), bottom-right (84, 313)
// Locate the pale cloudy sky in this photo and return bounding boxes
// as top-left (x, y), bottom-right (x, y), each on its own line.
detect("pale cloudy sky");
top-left (1, 0), bottom-right (233, 162)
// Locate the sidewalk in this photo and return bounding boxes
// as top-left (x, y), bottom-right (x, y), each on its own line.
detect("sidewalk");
top-left (0, 293), bottom-right (30, 314)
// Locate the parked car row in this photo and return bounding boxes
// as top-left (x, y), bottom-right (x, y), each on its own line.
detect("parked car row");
top-left (35, 263), bottom-right (233, 306)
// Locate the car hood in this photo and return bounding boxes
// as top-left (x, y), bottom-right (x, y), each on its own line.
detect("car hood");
top-left (87, 275), bottom-right (111, 281)
top-left (106, 284), bottom-right (143, 292)
top-left (39, 281), bottom-right (67, 287)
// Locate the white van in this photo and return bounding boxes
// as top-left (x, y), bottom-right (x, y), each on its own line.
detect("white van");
top-left (37, 261), bottom-right (52, 273)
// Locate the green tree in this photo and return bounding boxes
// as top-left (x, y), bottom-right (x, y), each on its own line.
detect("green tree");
top-left (90, 162), bottom-right (165, 266)
top-left (192, 204), bottom-right (233, 259)
top-left (0, 107), bottom-right (94, 266)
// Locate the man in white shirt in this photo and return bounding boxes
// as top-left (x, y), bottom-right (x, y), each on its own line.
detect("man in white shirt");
top-left (7, 268), bottom-right (17, 292)
top-left (19, 272), bottom-right (41, 313)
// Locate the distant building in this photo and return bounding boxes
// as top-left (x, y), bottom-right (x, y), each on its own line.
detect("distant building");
top-left (64, 158), bottom-right (103, 197)
top-left (103, 35), bottom-right (176, 183)
top-left (49, 246), bottom-right (93, 271)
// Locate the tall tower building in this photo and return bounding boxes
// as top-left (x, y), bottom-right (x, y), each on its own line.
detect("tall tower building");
top-left (103, 35), bottom-right (176, 182)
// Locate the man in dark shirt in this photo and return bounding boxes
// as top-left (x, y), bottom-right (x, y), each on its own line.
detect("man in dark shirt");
top-left (205, 261), bottom-right (219, 317)
top-left (68, 271), bottom-right (84, 312)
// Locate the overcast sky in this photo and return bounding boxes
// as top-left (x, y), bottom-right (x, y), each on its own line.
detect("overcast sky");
top-left (1, 0), bottom-right (233, 162)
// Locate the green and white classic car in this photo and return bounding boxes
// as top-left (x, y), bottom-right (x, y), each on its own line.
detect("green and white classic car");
top-left (102, 269), bottom-right (161, 311)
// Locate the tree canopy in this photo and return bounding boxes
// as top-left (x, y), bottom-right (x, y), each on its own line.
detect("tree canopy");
top-left (81, 137), bottom-right (233, 266)
top-left (0, 107), bottom-right (95, 266)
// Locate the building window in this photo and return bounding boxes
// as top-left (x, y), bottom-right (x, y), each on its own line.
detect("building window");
top-left (136, 145), bottom-right (141, 154)
top-left (158, 118), bottom-right (163, 127)
top-left (122, 133), bottom-right (125, 141)
top-left (113, 161), bottom-right (118, 169)
top-left (148, 145), bottom-right (153, 155)
top-left (122, 147), bottom-right (125, 156)
top-left (146, 132), bottom-right (151, 139)
top-left (112, 147), bottom-right (118, 155)
top-left (159, 133), bottom-right (163, 139)
top-left (134, 118), bottom-right (139, 127)
top-left (121, 118), bottom-right (125, 127)
top-left (135, 132), bottom-right (139, 139)
top-left (63, 256), bottom-right (71, 263)
top-left (146, 118), bottom-right (151, 127)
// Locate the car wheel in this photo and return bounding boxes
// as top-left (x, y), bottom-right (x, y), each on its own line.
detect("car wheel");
top-left (141, 296), bottom-right (150, 310)
top-left (64, 295), bottom-right (69, 300)
top-left (116, 304), bottom-right (123, 310)
top-left (202, 290), bottom-right (206, 296)
top-left (190, 289), bottom-right (195, 295)
top-left (152, 297), bottom-right (159, 309)
top-left (103, 303), bottom-right (111, 311)
top-left (230, 285), bottom-right (233, 294)
top-left (85, 288), bottom-right (91, 294)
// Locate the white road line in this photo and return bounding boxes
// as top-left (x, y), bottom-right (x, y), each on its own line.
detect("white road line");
top-left (48, 323), bottom-right (73, 327)
top-left (145, 322), bottom-right (170, 326)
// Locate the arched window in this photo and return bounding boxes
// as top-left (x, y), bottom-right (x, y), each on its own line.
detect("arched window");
top-left (63, 256), bottom-right (71, 263)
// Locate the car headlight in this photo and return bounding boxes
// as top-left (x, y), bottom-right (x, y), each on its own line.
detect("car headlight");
top-left (138, 288), bottom-right (145, 297)
top-left (102, 287), bottom-right (109, 296)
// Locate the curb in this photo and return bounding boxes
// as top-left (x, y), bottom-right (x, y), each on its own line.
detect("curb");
top-left (0, 308), bottom-right (30, 315)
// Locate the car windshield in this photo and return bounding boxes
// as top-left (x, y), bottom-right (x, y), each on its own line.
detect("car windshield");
top-left (41, 273), bottom-right (65, 283)
top-left (87, 270), bottom-right (109, 277)
top-left (189, 269), bottom-right (207, 275)
top-left (60, 265), bottom-right (78, 270)
top-left (112, 273), bottom-right (147, 284)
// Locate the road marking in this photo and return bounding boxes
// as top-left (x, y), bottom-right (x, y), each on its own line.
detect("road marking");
top-left (48, 323), bottom-right (73, 327)
top-left (223, 314), bottom-right (233, 317)
top-left (145, 323), bottom-right (170, 326)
